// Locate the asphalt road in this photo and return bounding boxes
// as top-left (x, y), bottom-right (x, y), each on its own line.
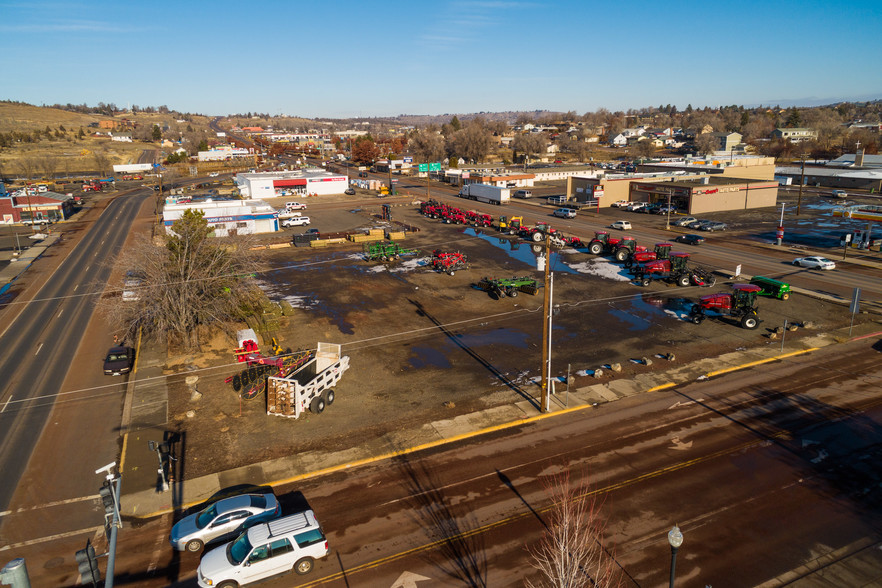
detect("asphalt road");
top-left (10, 336), bottom-right (882, 587)
top-left (0, 189), bottom-right (150, 512)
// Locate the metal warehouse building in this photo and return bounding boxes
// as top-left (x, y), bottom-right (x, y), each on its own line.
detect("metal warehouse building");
top-left (163, 200), bottom-right (279, 236)
top-left (235, 170), bottom-right (348, 199)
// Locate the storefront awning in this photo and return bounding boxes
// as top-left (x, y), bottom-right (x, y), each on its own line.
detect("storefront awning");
top-left (273, 179), bottom-right (307, 187)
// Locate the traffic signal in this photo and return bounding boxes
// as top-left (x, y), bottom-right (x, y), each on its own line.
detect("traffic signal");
top-left (75, 540), bottom-right (101, 586)
top-left (99, 483), bottom-right (115, 517)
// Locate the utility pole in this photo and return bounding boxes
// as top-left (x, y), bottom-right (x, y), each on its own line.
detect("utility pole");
top-left (540, 232), bottom-right (552, 413)
top-left (796, 153), bottom-right (806, 216)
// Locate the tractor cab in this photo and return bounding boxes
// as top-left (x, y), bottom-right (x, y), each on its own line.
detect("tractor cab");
top-left (669, 252), bottom-right (690, 272)
top-left (654, 243), bottom-right (673, 259)
top-left (732, 284), bottom-right (762, 308)
top-left (593, 231), bottom-right (610, 245)
top-left (617, 236), bottom-right (637, 253)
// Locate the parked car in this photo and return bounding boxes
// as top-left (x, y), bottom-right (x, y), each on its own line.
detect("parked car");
top-left (675, 234), bottom-right (705, 246)
top-left (793, 256), bottom-right (836, 270)
top-left (208, 172), bottom-right (219, 178)
top-left (122, 270), bottom-right (144, 302)
top-left (700, 221), bottom-right (728, 232)
top-left (285, 202), bottom-right (306, 210)
top-left (611, 200), bottom-right (631, 208)
top-left (831, 189), bottom-right (847, 198)
top-left (103, 346), bottom-right (134, 376)
top-left (282, 216), bottom-right (310, 228)
top-left (686, 219), bottom-right (711, 230)
top-left (196, 510), bottom-right (329, 586)
top-left (655, 205), bottom-right (677, 215)
top-left (626, 202), bottom-right (647, 212)
top-left (169, 493), bottom-right (281, 552)
top-left (344, 188), bottom-right (356, 195)
top-left (552, 208), bottom-right (577, 219)
top-left (674, 217), bottom-right (698, 227)
top-left (609, 220), bottom-right (632, 230)
top-left (512, 190), bottom-right (533, 199)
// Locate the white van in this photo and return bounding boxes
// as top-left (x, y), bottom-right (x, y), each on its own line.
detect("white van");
top-left (513, 190), bottom-right (533, 199)
top-left (197, 511), bottom-right (329, 587)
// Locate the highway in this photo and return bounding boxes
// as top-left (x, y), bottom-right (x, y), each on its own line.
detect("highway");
top-left (0, 190), bottom-right (150, 512)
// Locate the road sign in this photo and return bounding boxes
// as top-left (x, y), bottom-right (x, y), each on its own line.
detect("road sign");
top-left (850, 287), bottom-right (861, 314)
top-left (418, 164), bottom-right (428, 172)
top-left (429, 163), bottom-right (441, 172)
top-left (403, 157), bottom-right (413, 163)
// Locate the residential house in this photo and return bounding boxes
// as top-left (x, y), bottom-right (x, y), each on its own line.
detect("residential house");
top-left (771, 128), bottom-right (818, 143)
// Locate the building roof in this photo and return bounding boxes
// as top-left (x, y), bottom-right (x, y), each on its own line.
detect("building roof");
top-left (827, 153), bottom-right (882, 168)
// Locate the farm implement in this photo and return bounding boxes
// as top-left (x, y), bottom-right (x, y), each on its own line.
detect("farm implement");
top-left (227, 330), bottom-right (314, 400)
top-left (363, 241), bottom-right (418, 262)
top-left (632, 253), bottom-right (716, 287)
top-left (689, 284), bottom-right (761, 329)
top-left (477, 276), bottom-right (540, 299)
top-left (432, 250), bottom-right (469, 275)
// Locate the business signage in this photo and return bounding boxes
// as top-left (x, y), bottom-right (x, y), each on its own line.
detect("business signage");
top-left (404, 157), bottom-right (413, 163)
top-left (429, 163), bottom-right (441, 172)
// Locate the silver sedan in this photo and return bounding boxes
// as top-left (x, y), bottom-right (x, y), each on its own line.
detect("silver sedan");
top-left (169, 493), bottom-right (281, 552)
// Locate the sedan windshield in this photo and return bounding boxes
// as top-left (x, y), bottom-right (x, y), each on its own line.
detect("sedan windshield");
top-left (196, 504), bottom-right (218, 529)
top-left (227, 532), bottom-right (253, 565)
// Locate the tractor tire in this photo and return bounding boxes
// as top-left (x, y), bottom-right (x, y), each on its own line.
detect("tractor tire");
top-left (509, 288), bottom-right (518, 297)
top-left (448, 271), bottom-right (455, 276)
top-left (741, 313), bottom-right (759, 330)
top-left (705, 275), bottom-right (717, 287)
top-left (781, 292), bottom-right (790, 301)
top-left (532, 232), bottom-right (543, 243)
top-left (677, 274), bottom-right (690, 287)
top-left (690, 303), bottom-right (701, 315)
top-left (615, 249), bottom-right (628, 262)
top-left (323, 389), bottom-right (335, 406)
top-left (310, 397), bottom-right (325, 414)
top-left (589, 242), bottom-right (603, 255)
top-left (691, 314), bottom-right (704, 324)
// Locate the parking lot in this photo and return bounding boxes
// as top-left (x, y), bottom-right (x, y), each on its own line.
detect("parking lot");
top-left (162, 194), bottom-right (869, 480)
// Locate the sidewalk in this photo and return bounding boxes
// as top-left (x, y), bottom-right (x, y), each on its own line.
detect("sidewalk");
top-left (0, 232), bottom-right (62, 294)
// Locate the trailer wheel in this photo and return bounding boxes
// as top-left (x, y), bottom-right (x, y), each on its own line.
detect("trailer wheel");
top-left (310, 397), bottom-right (325, 414)
top-left (624, 259), bottom-right (633, 268)
top-left (691, 314), bottom-right (704, 324)
top-left (240, 368), bottom-right (251, 385)
top-left (247, 366), bottom-right (258, 382)
top-left (231, 374), bottom-right (242, 392)
top-left (677, 274), bottom-right (690, 287)
top-left (741, 313), bottom-right (759, 330)
top-left (323, 389), bottom-right (335, 406)
top-left (640, 278), bottom-right (651, 287)
top-left (781, 292), bottom-right (790, 301)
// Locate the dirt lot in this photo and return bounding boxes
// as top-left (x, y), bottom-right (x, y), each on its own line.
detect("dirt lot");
top-left (162, 193), bottom-right (872, 480)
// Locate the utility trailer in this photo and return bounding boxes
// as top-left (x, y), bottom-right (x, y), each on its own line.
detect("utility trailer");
top-left (266, 343), bottom-right (350, 418)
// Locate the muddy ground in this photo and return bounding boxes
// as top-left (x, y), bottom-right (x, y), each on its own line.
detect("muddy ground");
top-left (163, 193), bottom-right (873, 480)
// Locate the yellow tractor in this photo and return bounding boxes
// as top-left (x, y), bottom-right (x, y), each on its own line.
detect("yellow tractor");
top-left (498, 216), bottom-right (523, 234)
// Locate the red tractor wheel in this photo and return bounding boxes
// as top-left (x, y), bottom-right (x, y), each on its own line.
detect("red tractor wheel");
top-left (589, 242), bottom-right (603, 255)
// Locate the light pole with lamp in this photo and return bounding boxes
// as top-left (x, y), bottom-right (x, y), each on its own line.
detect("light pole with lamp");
top-left (668, 525), bottom-right (683, 588)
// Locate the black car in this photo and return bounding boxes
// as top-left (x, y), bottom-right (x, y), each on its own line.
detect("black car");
top-left (103, 346), bottom-right (134, 376)
top-left (344, 188), bottom-right (356, 195)
top-left (676, 234), bottom-right (705, 246)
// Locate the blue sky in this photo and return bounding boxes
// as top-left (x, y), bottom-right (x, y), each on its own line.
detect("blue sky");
top-left (2, 0), bottom-right (880, 118)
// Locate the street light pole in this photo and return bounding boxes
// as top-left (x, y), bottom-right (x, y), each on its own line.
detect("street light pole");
top-left (796, 153), bottom-right (806, 216)
top-left (668, 525), bottom-right (684, 588)
top-left (540, 232), bottom-right (552, 413)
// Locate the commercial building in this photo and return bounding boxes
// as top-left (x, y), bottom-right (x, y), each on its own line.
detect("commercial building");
top-left (637, 155), bottom-right (776, 181)
top-left (0, 186), bottom-right (75, 224)
top-left (163, 199), bottom-right (279, 236)
top-left (235, 170), bottom-right (348, 198)
top-left (198, 145), bottom-right (254, 162)
top-left (566, 172), bottom-right (778, 214)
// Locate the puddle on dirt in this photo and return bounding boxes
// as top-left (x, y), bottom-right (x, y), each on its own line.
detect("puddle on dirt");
top-left (464, 228), bottom-right (584, 275)
top-left (407, 327), bottom-right (531, 368)
top-left (602, 295), bottom-right (698, 331)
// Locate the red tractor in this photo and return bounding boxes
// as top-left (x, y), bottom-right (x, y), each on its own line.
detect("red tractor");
top-left (442, 208), bottom-right (467, 224)
top-left (466, 211), bottom-right (493, 227)
top-left (689, 284), bottom-right (761, 329)
top-left (624, 242), bottom-right (673, 268)
top-left (611, 236), bottom-right (649, 262)
top-left (587, 231), bottom-right (626, 255)
top-left (432, 250), bottom-right (469, 275)
top-left (632, 253), bottom-right (716, 287)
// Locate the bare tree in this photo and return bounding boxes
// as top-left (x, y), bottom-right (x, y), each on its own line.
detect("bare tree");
top-left (39, 156), bottom-right (58, 181)
top-left (451, 123), bottom-right (492, 164)
top-left (17, 156), bottom-right (40, 180)
top-left (512, 133), bottom-right (548, 163)
top-left (407, 129), bottom-right (446, 163)
top-left (92, 149), bottom-right (112, 177)
top-left (694, 133), bottom-right (719, 155)
top-left (100, 209), bottom-right (268, 351)
top-left (630, 139), bottom-right (656, 159)
top-left (525, 470), bottom-right (622, 588)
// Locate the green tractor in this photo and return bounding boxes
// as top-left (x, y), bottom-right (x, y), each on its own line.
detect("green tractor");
top-left (477, 276), bottom-right (540, 299)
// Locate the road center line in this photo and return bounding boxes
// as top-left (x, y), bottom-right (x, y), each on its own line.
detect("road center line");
top-left (1, 395), bottom-right (11, 414)
top-left (34, 342), bottom-right (43, 356)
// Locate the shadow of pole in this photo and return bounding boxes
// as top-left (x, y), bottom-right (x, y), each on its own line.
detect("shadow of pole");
top-left (407, 298), bottom-right (539, 410)
top-left (496, 470), bottom-right (547, 530)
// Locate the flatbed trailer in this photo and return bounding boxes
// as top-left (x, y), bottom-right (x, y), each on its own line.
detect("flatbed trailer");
top-left (266, 343), bottom-right (350, 418)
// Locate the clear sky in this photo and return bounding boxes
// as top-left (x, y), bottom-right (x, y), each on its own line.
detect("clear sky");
top-left (2, 0), bottom-right (880, 119)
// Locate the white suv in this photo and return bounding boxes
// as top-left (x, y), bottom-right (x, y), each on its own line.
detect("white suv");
top-left (197, 511), bottom-right (329, 587)
top-left (281, 216), bottom-right (310, 228)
